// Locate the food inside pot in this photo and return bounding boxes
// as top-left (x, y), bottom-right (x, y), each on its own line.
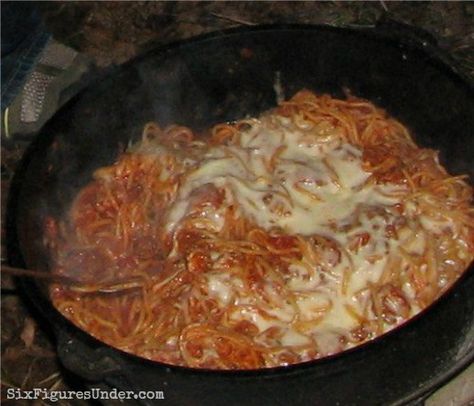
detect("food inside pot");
top-left (44, 90), bottom-right (474, 369)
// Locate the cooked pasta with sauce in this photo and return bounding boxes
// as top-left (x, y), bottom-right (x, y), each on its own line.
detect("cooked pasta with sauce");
top-left (45, 90), bottom-right (474, 369)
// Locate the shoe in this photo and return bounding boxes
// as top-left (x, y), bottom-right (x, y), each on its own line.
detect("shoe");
top-left (2, 39), bottom-right (94, 141)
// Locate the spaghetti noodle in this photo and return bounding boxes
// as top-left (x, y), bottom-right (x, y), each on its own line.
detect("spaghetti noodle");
top-left (46, 90), bottom-right (474, 369)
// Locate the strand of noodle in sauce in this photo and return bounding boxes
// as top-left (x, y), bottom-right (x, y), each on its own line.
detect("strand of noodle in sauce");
top-left (47, 90), bottom-right (474, 369)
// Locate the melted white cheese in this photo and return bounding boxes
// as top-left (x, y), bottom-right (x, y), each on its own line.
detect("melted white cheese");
top-left (166, 115), bottom-right (403, 238)
top-left (161, 112), bottom-right (422, 349)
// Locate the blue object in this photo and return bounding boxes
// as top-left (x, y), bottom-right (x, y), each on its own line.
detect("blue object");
top-left (1, 2), bottom-right (51, 107)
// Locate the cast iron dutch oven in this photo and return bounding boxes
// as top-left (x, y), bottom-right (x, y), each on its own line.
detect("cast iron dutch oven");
top-left (7, 22), bottom-right (474, 405)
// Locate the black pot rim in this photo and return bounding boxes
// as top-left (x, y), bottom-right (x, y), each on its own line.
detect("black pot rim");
top-left (9, 23), bottom-right (474, 405)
